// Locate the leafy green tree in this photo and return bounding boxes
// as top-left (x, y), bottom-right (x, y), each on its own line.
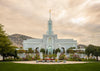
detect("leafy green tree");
top-left (77, 50), bottom-right (85, 54)
top-left (28, 48), bottom-right (34, 53)
top-left (55, 48), bottom-right (61, 54)
top-left (9, 46), bottom-right (18, 59)
top-left (69, 47), bottom-right (76, 49)
top-left (35, 48), bottom-right (39, 53)
top-left (53, 49), bottom-right (56, 54)
top-left (40, 48), bottom-right (45, 54)
top-left (85, 44), bottom-right (100, 61)
top-left (93, 46), bottom-right (100, 61)
top-left (61, 47), bottom-right (65, 53)
top-left (5, 46), bottom-right (17, 59)
top-left (0, 24), bottom-right (13, 60)
top-left (46, 49), bottom-right (48, 54)
top-left (14, 50), bottom-right (18, 59)
top-left (67, 48), bottom-right (74, 54)
top-left (67, 47), bottom-right (76, 54)
top-left (85, 44), bottom-right (95, 58)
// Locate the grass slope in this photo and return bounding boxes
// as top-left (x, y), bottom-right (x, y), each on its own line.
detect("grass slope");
top-left (0, 62), bottom-right (100, 71)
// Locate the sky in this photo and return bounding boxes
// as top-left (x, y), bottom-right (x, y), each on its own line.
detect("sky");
top-left (0, 0), bottom-right (100, 45)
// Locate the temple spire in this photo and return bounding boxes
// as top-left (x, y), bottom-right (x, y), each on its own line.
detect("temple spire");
top-left (49, 9), bottom-right (51, 20)
top-left (46, 9), bottom-right (53, 35)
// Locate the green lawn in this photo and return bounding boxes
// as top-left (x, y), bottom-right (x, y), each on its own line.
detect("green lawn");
top-left (0, 62), bottom-right (100, 71)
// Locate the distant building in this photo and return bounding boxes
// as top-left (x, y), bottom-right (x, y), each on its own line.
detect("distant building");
top-left (23, 11), bottom-right (77, 55)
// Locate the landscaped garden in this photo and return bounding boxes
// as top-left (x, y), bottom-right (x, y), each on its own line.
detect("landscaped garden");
top-left (0, 62), bottom-right (100, 71)
top-left (0, 24), bottom-right (100, 62)
top-left (0, 19), bottom-right (100, 71)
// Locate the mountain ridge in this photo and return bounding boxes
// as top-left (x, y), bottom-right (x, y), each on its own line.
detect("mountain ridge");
top-left (8, 34), bottom-right (34, 47)
top-left (8, 34), bottom-right (86, 48)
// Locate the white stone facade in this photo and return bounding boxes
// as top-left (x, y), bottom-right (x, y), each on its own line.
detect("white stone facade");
top-left (23, 12), bottom-right (77, 54)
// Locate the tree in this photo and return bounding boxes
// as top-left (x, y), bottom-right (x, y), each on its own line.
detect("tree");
top-left (55, 48), bottom-right (61, 54)
top-left (67, 47), bottom-right (76, 54)
top-left (17, 49), bottom-right (26, 53)
top-left (4, 46), bottom-right (17, 59)
top-left (93, 46), bottom-right (100, 61)
top-left (8, 46), bottom-right (18, 59)
top-left (61, 47), bottom-right (65, 53)
top-left (40, 48), bottom-right (45, 54)
top-left (0, 24), bottom-right (13, 60)
top-left (85, 44), bottom-right (100, 61)
top-left (53, 49), bottom-right (56, 54)
top-left (69, 47), bottom-right (76, 49)
top-left (28, 48), bottom-right (34, 53)
top-left (67, 49), bottom-right (74, 54)
top-left (85, 44), bottom-right (95, 58)
top-left (35, 47), bottom-right (39, 54)
top-left (14, 50), bottom-right (18, 59)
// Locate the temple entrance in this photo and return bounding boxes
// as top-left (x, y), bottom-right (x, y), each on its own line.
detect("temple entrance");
top-left (48, 46), bottom-right (53, 55)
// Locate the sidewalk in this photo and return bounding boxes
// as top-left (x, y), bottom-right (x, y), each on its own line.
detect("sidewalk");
top-left (13, 61), bottom-right (88, 64)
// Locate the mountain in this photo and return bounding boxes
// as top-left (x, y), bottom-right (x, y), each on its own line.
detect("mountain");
top-left (77, 44), bottom-right (87, 49)
top-left (8, 34), bottom-right (87, 48)
top-left (8, 34), bottom-right (34, 47)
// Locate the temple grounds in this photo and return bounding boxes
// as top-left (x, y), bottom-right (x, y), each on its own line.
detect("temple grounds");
top-left (13, 61), bottom-right (87, 64)
top-left (0, 62), bottom-right (100, 71)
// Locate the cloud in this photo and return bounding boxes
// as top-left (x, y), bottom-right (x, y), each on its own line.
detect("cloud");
top-left (0, 0), bottom-right (100, 45)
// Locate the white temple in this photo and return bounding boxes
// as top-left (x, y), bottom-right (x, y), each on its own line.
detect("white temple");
top-left (23, 10), bottom-right (77, 55)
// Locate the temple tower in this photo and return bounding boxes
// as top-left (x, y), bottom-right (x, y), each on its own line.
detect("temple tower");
top-left (47, 9), bottom-right (54, 35)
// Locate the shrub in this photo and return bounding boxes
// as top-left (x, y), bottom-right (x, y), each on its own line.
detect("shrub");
top-left (81, 58), bottom-right (96, 61)
top-left (23, 55), bottom-right (33, 61)
top-left (34, 55), bottom-right (40, 60)
top-left (59, 54), bottom-right (65, 60)
top-left (55, 59), bottom-right (58, 62)
top-left (4, 58), bottom-right (23, 61)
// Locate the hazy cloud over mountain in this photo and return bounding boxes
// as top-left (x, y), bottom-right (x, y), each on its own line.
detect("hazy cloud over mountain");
top-left (0, 0), bottom-right (100, 45)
